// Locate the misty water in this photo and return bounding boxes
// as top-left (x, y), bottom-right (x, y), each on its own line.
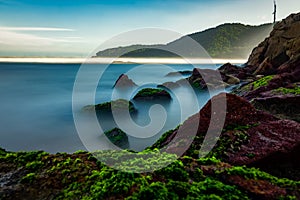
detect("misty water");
top-left (0, 62), bottom-right (234, 153)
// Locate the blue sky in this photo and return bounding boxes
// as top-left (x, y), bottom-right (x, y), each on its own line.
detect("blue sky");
top-left (0, 0), bottom-right (299, 57)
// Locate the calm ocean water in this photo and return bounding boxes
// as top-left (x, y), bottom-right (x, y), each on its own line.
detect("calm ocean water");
top-left (0, 62), bottom-right (233, 153)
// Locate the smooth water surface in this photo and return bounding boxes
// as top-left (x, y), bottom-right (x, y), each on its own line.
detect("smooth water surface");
top-left (0, 62), bottom-right (230, 153)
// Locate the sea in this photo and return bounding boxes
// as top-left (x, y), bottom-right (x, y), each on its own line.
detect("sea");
top-left (0, 62), bottom-right (238, 153)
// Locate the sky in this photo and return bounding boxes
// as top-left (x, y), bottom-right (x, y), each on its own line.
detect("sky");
top-left (0, 0), bottom-right (299, 57)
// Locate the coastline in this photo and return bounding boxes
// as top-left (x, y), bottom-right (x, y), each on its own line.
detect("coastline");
top-left (0, 57), bottom-right (247, 64)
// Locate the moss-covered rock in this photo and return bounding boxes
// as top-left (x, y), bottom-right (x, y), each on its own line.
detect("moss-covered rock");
top-left (271, 86), bottom-right (300, 95)
top-left (1, 148), bottom-right (299, 200)
top-left (83, 99), bottom-right (136, 113)
top-left (104, 128), bottom-right (129, 148)
top-left (133, 88), bottom-right (171, 100)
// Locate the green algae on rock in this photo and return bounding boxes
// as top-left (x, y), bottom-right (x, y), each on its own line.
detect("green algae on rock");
top-left (133, 88), bottom-right (171, 100)
top-left (83, 99), bottom-right (136, 113)
top-left (104, 128), bottom-right (129, 148)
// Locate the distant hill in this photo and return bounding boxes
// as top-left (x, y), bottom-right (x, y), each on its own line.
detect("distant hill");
top-left (96, 23), bottom-right (273, 59)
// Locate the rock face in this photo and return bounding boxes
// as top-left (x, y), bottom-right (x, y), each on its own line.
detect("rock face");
top-left (247, 13), bottom-right (300, 74)
top-left (230, 13), bottom-right (300, 122)
top-left (113, 74), bottom-right (137, 88)
top-left (154, 93), bottom-right (300, 179)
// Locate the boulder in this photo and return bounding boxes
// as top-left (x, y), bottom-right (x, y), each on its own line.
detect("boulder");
top-left (83, 99), bottom-right (136, 113)
top-left (165, 70), bottom-right (192, 77)
top-left (104, 128), bottom-right (129, 148)
top-left (133, 88), bottom-right (171, 100)
top-left (113, 74), bottom-right (137, 88)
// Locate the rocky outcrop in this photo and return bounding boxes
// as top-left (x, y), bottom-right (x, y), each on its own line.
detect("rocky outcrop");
top-left (218, 63), bottom-right (256, 80)
top-left (153, 93), bottom-right (300, 179)
top-left (247, 13), bottom-right (300, 75)
top-left (159, 63), bottom-right (260, 91)
top-left (183, 68), bottom-right (242, 90)
top-left (113, 74), bottom-right (137, 88)
top-left (229, 13), bottom-right (300, 122)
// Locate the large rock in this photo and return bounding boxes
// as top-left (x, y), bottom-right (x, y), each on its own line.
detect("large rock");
top-left (133, 88), bottom-right (171, 100)
top-left (247, 13), bottom-right (300, 73)
top-left (153, 93), bottom-right (300, 178)
top-left (185, 68), bottom-right (241, 90)
top-left (83, 99), bottom-right (136, 113)
top-left (113, 74), bottom-right (137, 88)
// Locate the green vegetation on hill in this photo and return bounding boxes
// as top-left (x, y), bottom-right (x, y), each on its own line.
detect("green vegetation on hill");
top-left (96, 23), bottom-right (272, 59)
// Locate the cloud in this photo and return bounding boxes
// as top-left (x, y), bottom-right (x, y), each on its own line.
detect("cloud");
top-left (0, 26), bottom-right (74, 31)
top-left (0, 26), bottom-right (79, 50)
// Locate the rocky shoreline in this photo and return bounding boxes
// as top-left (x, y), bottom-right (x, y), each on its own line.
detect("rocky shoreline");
top-left (1, 13), bottom-right (300, 200)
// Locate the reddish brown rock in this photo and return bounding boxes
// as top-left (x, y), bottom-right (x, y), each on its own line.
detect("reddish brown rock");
top-left (156, 93), bottom-right (300, 176)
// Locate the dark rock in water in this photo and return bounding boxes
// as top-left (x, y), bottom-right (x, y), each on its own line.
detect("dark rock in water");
top-left (133, 88), bottom-right (171, 100)
top-left (218, 63), bottom-right (241, 75)
top-left (113, 74), bottom-right (137, 88)
top-left (218, 63), bottom-right (256, 80)
top-left (153, 93), bottom-right (300, 179)
top-left (165, 70), bottom-right (192, 77)
top-left (158, 81), bottom-right (180, 89)
top-left (186, 68), bottom-right (239, 89)
top-left (83, 99), bottom-right (136, 113)
top-left (104, 128), bottom-right (129, 148)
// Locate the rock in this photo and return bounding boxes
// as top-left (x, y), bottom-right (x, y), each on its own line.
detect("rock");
top-left (113, 74), bottom-right (137, 88)
top-left (247, 13), bottom-right (300, 73)
top-left (254, 57), bottom-right (275, 75)
top-left (133, 88), bottom-right (171, 100)
top-left (252, 94), bottom-right (300, 122)
top-left (158, 82), bottom-right (180, 89)
top-left (187, 68), bottom-right (227, 89)
top-left (153, 93), bottom-right (300, 178)
top-left (83, 99), bottom-right (136, 113)
top-left (218, 63), bottom-right (241, 75)
top-left (226, 75), bottom-right (240, 84)
top-left (104, 128), bottom-right (129, 148)
top-left (165, 70), bottom-right (192, 77)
